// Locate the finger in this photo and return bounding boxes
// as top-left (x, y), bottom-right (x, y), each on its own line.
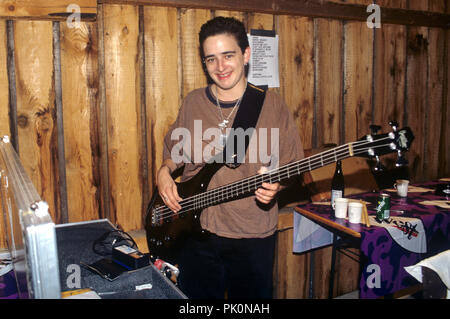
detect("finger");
top-left (172, 184), bottom-right (183, 202)
top-left (255, 182), bottom-right (280, 203)
top-left (255, 191), bottom-right (273, 204)
top-left (256, 188), bottom-right (276, 200)
top-left (169, 185), bottom-right (182, 211)
top-left (160, 190), bottom-right (182, 212)
top-left (261, 182), bottom-right (280, 191)
top-left (255, 183), bottom-right (280, 198)
top-left (166, 198), bottom-right (181, 213)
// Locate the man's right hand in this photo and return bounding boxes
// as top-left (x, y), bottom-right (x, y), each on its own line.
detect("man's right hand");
top-left (157, 164), bottom-right (182, 212)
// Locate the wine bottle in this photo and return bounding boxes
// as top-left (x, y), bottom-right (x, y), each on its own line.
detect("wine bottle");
top-left (331, 160), bottom-right (344, 209)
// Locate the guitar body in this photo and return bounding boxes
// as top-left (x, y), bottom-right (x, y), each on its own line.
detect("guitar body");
top-left (145, 162), bottom-right (224, 263)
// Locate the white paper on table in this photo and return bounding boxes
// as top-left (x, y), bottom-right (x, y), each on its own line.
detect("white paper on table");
top-left (369, 215), bottom-right (427, 253)
top-left (293, 212), bottom-right (333, 253)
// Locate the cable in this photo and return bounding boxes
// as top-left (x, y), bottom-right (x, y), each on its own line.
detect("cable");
top-left (92, 229), bottom-right (138, 256)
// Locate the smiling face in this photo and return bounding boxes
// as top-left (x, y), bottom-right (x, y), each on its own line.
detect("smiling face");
top-left (202, 33), bottom-right (250, 101)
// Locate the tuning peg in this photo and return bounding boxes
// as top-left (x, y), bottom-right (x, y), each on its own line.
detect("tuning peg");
top-left (370, 124), bottom-right (381, 135)
top-left (395, 150), bottom-right (408, 167)
top-left (389, 120), bottom-right (399, 132)
top-left (373, 155), bottom-right (386, 171)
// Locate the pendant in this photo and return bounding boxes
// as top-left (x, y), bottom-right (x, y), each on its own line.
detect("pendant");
top-left (218, 119), bottom-right (229, 129)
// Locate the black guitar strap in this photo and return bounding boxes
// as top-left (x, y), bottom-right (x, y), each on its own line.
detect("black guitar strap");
top-left (222, 83), bottom-right (267, 168)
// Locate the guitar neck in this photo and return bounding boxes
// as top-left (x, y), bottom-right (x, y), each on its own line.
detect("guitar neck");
top-left (183, 142), bottom-right (356, 212)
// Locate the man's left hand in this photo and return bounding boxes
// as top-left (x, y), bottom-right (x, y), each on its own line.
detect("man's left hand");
top-left (255, 166), bottom-right (282, 204)
top-left (255, 182), bottom-right (281, 204)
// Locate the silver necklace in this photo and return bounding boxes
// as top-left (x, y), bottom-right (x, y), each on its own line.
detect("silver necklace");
top-left (214, 83), bottom-right (246, 130)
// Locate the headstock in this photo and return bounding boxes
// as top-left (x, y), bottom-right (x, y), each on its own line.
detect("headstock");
top-left (355, 124), bottom-right (414, 162)
top-left (389, 121), bottom-right (412, 167)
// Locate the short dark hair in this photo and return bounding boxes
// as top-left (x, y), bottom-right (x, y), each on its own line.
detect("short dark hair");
top-left (198, 16), bottom-right (249, 59)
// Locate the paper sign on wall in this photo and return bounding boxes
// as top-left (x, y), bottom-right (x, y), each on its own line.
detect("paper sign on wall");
top-left (247, 30), bottom-right (279, 88)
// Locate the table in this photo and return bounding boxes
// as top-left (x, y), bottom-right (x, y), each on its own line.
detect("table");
top-left (294, 180), bottom-right (450, 299)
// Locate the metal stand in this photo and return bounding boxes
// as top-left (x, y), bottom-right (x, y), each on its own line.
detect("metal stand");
top-left (328, 234), bottom-right (338, 299)
top-left (328, 234), bottom-right (361, 299)
top-left (309, 250), bottom-right (315, 298)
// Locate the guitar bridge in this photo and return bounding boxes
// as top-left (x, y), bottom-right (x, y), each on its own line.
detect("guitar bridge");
top-left (152, 208), bottom-right (160, 226)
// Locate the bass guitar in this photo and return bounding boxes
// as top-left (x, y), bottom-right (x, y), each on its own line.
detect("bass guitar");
top-left (145, 126), bottom-right (414, 263)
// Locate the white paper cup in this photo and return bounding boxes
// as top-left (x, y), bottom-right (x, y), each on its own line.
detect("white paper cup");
top-left (333, 198), bottom-right (348, 219)
top-left (394, 179), bottom-right (409, 197)
top-left (348, 202), bottom-right (363, 224)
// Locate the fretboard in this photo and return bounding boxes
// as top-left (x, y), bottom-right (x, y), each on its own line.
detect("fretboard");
top-left (193, 142), bottom-right (355, 208)
top-left (156, 142), bottom-right (360, 218)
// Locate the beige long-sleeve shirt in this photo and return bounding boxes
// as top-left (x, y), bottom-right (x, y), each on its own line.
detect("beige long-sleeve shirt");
top-left (163, 84), bottom-right (304, 239)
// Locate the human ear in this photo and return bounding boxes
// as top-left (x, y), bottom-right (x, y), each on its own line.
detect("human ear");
top-left (243, 46), bottom-right (251, 65)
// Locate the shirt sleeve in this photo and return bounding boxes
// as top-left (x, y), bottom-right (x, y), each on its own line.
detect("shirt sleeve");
top-left (162, 99), bottom-right (188, 170)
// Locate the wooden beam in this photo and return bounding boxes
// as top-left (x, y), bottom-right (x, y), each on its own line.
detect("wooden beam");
top-left (52, 21), bottom-right (69, 224)
top-left (98, 0), bottom-right (450, 29)
top-left (0, 0), bottom-right (96, 21)
top-left (0, 21), bottom-right (10, 141)
top-left (5, 20), bottom-right (18, 152)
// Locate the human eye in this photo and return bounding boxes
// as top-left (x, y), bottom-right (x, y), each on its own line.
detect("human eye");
top-left (204, 57), bottom-right (215, 64)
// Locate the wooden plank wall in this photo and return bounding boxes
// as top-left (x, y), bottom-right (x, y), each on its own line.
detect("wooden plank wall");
top-left (0, 20), bottom-right (8, 251)
top-left (0, 0), bottom-right (449, 298)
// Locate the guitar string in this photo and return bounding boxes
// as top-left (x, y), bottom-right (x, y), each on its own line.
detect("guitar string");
top-left (152, 137), bottom-right (396, 222)
top-left (152, 138), bottom-right (394, 222)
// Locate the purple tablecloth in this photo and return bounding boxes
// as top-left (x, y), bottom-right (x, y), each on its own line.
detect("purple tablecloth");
top-left (295, 180), bottom-right (450, 299)
top-left (0, 271), bottom-right (19, 299)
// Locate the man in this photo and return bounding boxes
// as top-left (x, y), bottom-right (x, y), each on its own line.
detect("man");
top-left (156, 16), bottom-right (304, 298)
